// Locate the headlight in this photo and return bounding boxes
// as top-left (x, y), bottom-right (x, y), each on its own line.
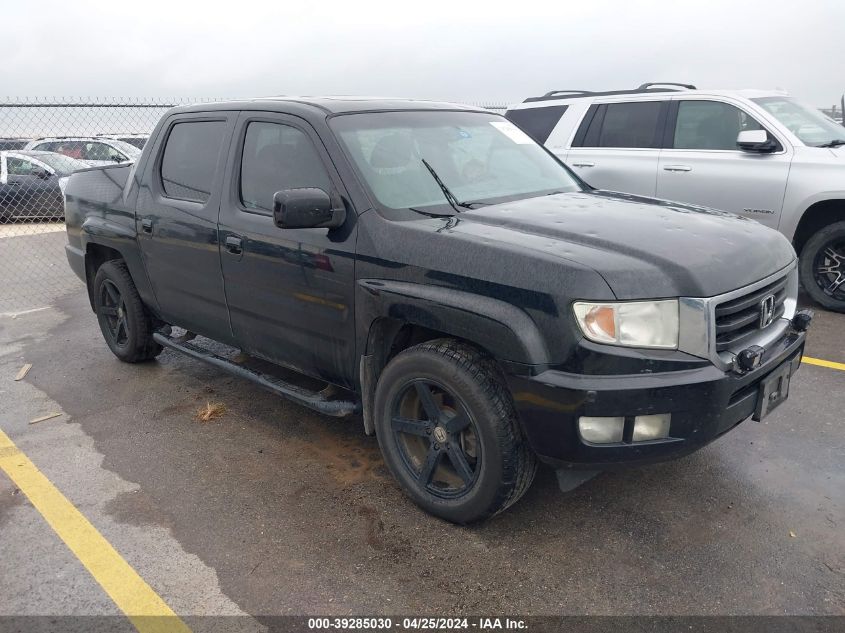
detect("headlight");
top-left (573, 300), bottom-right (679, 349)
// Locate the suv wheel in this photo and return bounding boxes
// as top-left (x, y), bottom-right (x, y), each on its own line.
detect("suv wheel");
top-left (800, 221), bottom-right (845, 312)
top-left (93, 260), bottom-right (162, 362)
top-left (373, 339), bottom-right (537, 524)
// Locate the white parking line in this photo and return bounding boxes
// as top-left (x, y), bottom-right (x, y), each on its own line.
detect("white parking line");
top-left (0, 306), bottom-right (51, 318)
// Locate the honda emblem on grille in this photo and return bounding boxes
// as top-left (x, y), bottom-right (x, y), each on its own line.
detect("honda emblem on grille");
top-left (759, 294), bottom-right (776, 328)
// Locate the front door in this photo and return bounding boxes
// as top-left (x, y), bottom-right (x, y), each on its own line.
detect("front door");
top-left (656, 99), bottom-right (791, 229)
top-left (218, 113), bottom-right (358, 387)
top-left (136, 113), bottom-right (237, 343)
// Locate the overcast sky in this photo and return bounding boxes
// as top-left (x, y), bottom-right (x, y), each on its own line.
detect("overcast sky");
top-left (3, 0), bottom-right (843, 107)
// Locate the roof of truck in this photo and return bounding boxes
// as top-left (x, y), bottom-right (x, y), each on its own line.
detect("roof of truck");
top-left (173, 96), bottom-right (487, 116)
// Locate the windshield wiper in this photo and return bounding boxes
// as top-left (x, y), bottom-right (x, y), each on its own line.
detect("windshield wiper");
top-left (421, 159), bottom-right (470, 213)
top-left (817, 139), bottom-right (845, 148)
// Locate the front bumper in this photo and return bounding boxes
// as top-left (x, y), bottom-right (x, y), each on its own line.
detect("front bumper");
top-left (507, 328), bottom-right (806, 470)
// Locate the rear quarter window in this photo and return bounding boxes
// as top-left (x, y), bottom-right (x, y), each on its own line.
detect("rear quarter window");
top-left (160, 120), bottom-right (226, 203)
top-left (505, 105), bottom-right (569, 144)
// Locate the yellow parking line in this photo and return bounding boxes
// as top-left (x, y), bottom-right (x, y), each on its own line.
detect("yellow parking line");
top-left (803, 356), bottom-right (845, 372)
top-left (0, 429), bottom-right (191, 633)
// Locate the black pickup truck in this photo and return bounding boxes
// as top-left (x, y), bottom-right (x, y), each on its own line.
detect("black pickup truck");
top-left (64, 97), bottom-right (811, 523)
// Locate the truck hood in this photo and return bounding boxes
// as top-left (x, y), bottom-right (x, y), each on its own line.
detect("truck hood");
top-left (455, 190), bottom-right (795, 299)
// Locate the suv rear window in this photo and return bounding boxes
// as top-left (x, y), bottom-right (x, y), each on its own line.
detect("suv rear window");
top-left (576, 102), bottom-right (664, 148)
top-left (505, 105), bottom-right (568, 144)
top-left (160, 121), bottom-right (226, 203)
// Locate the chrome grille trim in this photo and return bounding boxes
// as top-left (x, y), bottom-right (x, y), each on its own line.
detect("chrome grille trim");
top-left (677, 261), bottom-right (798, 371)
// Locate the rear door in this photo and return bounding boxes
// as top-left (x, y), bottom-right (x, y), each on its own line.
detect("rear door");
top-left (218, 112), bottom-right (358, 387)
top-left (566, 100), bottom-right (667, 196)
top-left (136, 112), bottom-right (237, 343)
top-left (656, 98), bottom-right (790, 228)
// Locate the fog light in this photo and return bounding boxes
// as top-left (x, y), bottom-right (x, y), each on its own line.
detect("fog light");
top-left (578, 416), bottom-right (624, 444)
top-left (632, 413), bottom-right (671, 442)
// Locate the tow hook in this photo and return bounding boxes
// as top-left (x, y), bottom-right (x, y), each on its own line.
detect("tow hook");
top-left (732, 310), bottom-right (814, 375)
top-left (734, 345), bottom-right (765, 374)
top-left (791, 309), bottom-right (814, 332)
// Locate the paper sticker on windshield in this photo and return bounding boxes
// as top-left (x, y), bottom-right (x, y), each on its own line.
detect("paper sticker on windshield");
top-left (490, 121), bottom-right (534, 144)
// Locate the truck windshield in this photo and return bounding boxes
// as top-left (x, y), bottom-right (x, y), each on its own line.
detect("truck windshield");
top-left (752, 96), bottom-right (845, 147)
top-left (330, 110), bottom-right (581, 213)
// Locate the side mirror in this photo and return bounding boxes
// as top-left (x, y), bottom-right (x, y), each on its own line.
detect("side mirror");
top-left (34, 168), bottom-right (52, 179)
top-left (737, 129), bottom-right (778, 153)
top-left (273, 188), bottom-right (346, 229)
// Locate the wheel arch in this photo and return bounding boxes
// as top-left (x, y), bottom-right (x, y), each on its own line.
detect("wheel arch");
top-left (84, 242), bottom-right (123, 310)
top-left (356, 279), bottom-right (549, 435)
top-left (791, 198), bottom-right (845, 256)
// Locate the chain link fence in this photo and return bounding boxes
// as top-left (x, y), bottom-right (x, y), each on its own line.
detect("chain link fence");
top-left (0, 98), bottom-right (508, 313)
top-left (0, 98), bottom-right (195, 312)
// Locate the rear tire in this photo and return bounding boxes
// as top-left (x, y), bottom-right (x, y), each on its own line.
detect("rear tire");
top-left (799, 221), bottom-right (845, 313)
top-left (373, 339), bottom-right (537, 524)
top-left (93, 260), bottom-right (162, 362)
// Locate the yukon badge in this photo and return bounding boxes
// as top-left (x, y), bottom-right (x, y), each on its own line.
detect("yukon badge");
top-left (759, 294), bottom-right (776, 328)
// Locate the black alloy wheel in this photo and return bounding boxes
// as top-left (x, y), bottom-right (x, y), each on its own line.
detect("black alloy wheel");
top-left (93, 260), bottom-right (162, 362)
top-left (390, 379), bottom-right (481, 498)
top-left (800, 220), bottom-right (845, 312)
top-left (99, 279), bottom-right (130, 348)
top-left (373, 339), bottom-right (537, 523)
top-left (812, 239), bottom-right (845, 301)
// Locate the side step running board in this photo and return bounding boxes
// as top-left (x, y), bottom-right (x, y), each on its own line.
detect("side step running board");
top-left (152, 332), bottom-right (360, 418)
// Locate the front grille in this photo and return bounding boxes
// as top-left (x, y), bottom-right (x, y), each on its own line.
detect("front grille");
top-left (714, 275), bottom-right (788, 351)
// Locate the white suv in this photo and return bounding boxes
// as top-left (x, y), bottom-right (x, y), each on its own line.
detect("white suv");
top-left (23, 137), bottom-right (141, 167)
top-left (506, 83), bottom-right (845, 312)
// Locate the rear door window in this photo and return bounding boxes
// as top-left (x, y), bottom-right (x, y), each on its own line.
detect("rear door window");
top-left (505, 105), bottom-right (569, 144)
top-left (595, 102), bottom-right (663, 148)
top-left (160, 121), bottom-right (227, 203)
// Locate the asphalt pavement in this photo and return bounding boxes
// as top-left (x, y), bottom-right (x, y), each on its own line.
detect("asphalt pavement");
top-left (0, 225), bottom-right (843, 627)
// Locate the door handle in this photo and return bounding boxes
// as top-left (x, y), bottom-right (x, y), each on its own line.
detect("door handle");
top-left (571, 161), bottom-right (595, 168)
top-left (663, 165), bottom-right (692, 172)
top-left (224, 235), bottom-right (243, 255)
top-left (141, 218), bottom-right (153, 233)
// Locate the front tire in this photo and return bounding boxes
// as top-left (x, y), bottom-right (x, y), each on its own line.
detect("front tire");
top-left (93, 260), bottom-right (162, 362)
top-left (373, 339), bottom-right (537, 524)
top-left (799, 221), bottom-right (845, 312)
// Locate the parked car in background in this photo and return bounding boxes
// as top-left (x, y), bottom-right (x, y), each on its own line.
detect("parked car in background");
top-left (63, 97), bottom-right (811, 523)
top-left (0, 150), bottom-right (88, 221)
top-left (0, 138), bottom-right (30, 151)
top-left (96, 133), bottom-right (149, 149)
top-left (24, 137), bottom-right (141, 166)
top-left (506, 84), bottom-right (845, 311)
